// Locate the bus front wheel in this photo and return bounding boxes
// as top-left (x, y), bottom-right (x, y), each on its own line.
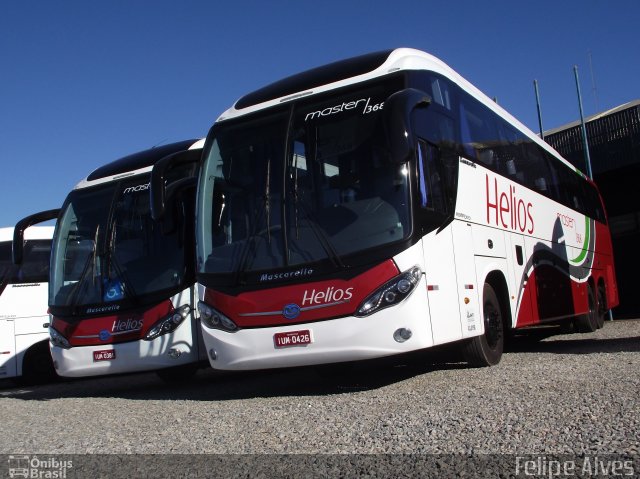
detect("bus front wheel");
top-left (19, 341), bottom-right (58, 385)
top-left (462, 283), bottom-right (504, 367)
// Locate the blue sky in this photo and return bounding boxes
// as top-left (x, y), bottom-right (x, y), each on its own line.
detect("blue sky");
top-left (1, 0), bottom-right (638, 227)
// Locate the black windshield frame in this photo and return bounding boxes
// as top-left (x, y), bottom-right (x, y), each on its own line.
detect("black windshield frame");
top-left (197, 73), bottom-right (418, 289)
top-left (49, 170), bottom-right (196, 318)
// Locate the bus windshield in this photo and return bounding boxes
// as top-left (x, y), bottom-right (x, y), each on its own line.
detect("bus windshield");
top-left (197, 76), bottom-right (411, 278)
top-left (0, 239), bottom-right (51, 287)
top-left (50, 174), bottom-right (190, 311)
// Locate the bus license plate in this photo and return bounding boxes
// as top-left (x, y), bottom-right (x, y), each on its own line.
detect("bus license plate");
top-left (274, 330), bottom-right (312, 348)
top-left (93, 349), bottom-right (116, 361)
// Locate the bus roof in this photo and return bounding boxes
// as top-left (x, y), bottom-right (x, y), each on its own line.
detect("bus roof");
top-left (75, 138), bottom-right (204, 190)
top-left (0, 225), bottom-right (55, 243)
top-left (218, 48), bottom-right (578, 175)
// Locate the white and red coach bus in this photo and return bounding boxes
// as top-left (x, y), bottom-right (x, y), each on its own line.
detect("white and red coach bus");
top-left (16, 139), bottom-right (205, 379)
top-left (188, 48), bottom-right (617, 370)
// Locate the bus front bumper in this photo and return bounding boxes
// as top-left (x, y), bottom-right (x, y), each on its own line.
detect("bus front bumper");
top-left (201, 286), bottom-right (433, 371)
top-left (50, 329), bottom-right (199, 377)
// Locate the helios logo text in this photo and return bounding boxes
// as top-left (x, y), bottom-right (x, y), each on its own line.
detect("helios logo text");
top-left (302, 287), bottom-right (353, 306)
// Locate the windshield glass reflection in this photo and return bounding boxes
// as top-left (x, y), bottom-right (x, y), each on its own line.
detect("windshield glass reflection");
top-left (198, 75), bottom-right (410, 276)
top-left (50, 175), bottom-right (189, 309)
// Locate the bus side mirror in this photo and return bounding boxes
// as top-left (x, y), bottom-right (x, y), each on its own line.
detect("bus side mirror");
top-left (160, 177), bottom-right (197, 235)
top-left (384, 88), bottom-right (431, 163)
top-left (150, 148), bottom-right (201, 221)
top-left (13, 209), bottom-right (60, 265)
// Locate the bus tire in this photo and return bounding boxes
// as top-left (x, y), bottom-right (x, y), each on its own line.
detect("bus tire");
top-left (596, 284), bottom-right (607, 329)
top-left (576, 284), bottom-right (598, 333)
top-left (462, 283), bottom-right (504, 367)
top-left (19, 341), bottom-right (58, 385)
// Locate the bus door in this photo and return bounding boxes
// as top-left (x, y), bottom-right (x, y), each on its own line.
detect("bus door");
top-left (418, 140), bottom-right (467, 345)
top-left (506, 234), bottom-right (535, 326)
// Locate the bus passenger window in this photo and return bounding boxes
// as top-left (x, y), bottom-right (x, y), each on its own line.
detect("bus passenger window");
top-left (477, 149), bottom-right (496, 168)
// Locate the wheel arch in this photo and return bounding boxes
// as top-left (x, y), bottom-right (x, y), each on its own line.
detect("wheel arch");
top-left (484, 270), bottom-right (513, 331)
top-left (20, 339), bottom-right (56, 383)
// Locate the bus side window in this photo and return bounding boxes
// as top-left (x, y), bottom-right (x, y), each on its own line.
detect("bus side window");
top-left (430, 77), bottom-right (452, 110)
top-left (417, 140), bottom-right (447, 215)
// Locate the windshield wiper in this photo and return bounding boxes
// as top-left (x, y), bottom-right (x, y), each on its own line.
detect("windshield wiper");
top-left (105, 221), bottom-right (137, 301)
top-left (290, 133), bottom-right (344, 270)
top-left (292, 154), bottom-right (300, 240)
top-left (66, 226), bottom-right (101, 307)
top-left (233, 160), bottom-right (271, 281)
top-left (295, 199), bottom-right (345, 270)
top-left (92, 225), bottom-right (100, 286)
top-left (264, 157), bottom-right (271, 244)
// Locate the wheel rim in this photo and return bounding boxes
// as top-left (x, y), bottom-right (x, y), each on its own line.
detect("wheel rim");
top-left (484, 301), bottom-right (502, 349)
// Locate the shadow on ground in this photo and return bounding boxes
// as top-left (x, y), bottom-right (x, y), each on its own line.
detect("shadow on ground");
top-left (1, 321), bottom-right (637, 402)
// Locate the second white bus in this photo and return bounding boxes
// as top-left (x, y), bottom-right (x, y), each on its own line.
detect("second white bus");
top-left (17, 139), bottom-right (206, 379)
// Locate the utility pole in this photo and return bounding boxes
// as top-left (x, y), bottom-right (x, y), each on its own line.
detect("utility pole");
top-left (533, 80), bottom-right (544, 139)
top-left (573, 65), bottom-right (593, 179)
top-left (574, 65), bottom-right (612, 321)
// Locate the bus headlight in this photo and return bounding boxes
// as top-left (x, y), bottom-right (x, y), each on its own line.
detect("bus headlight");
top-left (144, 304), bottom-right (191, 341)
top-left (198, 301), bottom-right (238, 332)
top-left (355, 265), bottom-right (422, 317)
top-left (49, 327), bottom-right (71, 349)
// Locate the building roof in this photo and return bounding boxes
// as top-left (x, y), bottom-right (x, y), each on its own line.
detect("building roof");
top-left (544, 99), bottom-right (640, 136)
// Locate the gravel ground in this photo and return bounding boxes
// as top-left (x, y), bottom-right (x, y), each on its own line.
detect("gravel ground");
top-left (0, 319), bottom-right (638, 475)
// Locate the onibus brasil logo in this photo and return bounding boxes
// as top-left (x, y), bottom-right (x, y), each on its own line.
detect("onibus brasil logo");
top-left (7, 455), bottom-right (73, 478)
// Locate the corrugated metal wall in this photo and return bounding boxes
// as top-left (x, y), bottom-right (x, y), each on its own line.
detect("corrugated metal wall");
top-left (545, 105), bottom-right (640, 174)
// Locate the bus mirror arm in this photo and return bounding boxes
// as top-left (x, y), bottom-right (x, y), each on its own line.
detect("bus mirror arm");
top-left (384, 88), bottom-right (431, 163)
top-left (12, 209), bottom-right (60, 265)
top-left (150, 149), bottom-right (201, 221)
